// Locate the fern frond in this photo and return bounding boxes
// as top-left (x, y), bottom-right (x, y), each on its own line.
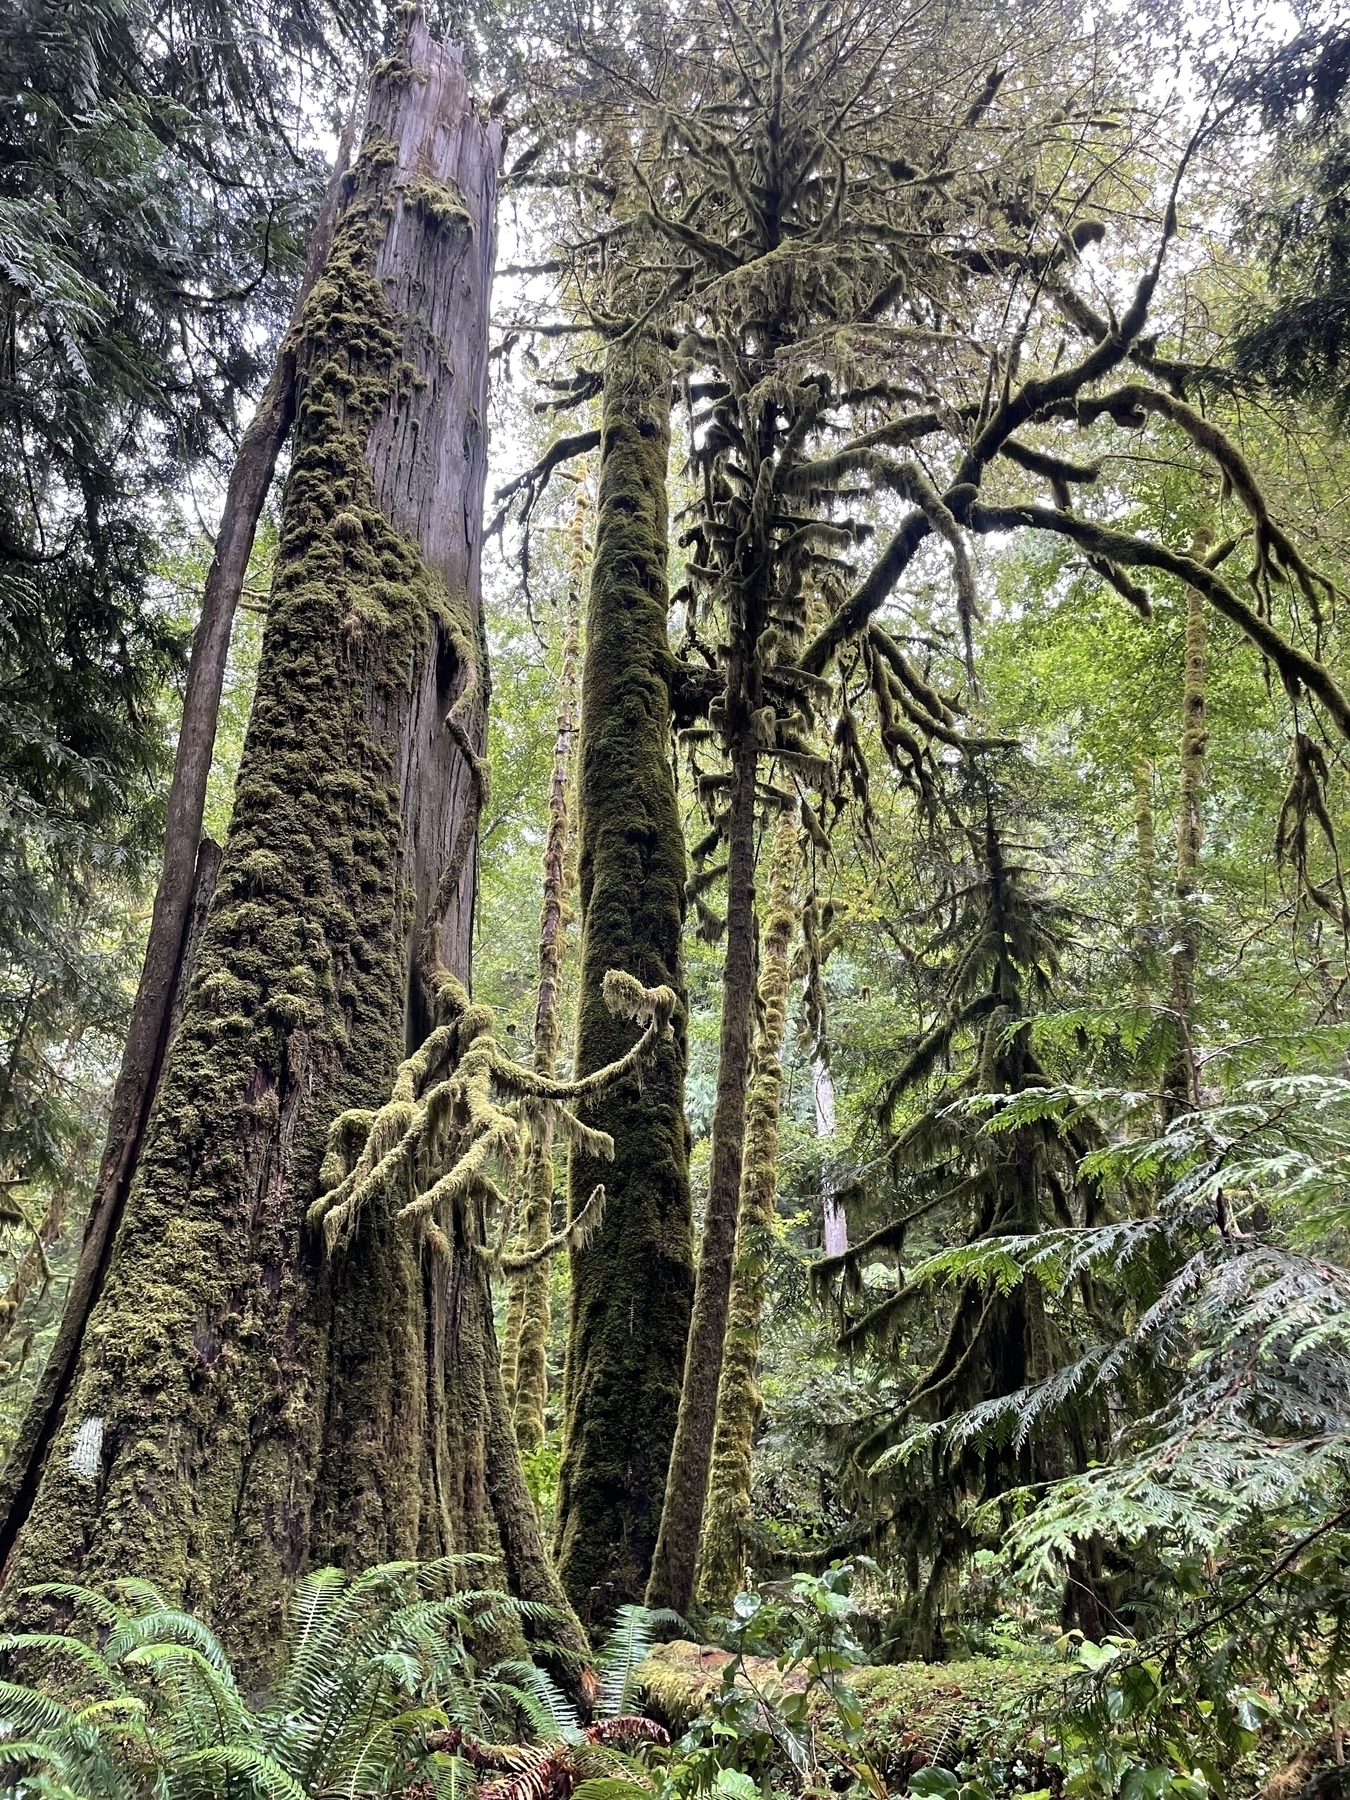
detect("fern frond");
top-left (176, 1743), bottom-right (308, 1800)
top-left (0, 1634), bottom-right (116, 1688)
top-left (572, 1779), bottom-right (658, 1800)
top-left (21, 1583), bottom-right (126, 1628)
top-left (593, 1607), bottom-right (679, 1719)
top-left (104, 1606), bottom-right (233, 1671)
top-left (108, 1577), bottom-right (172, 1615)
top-left (0, 1681), bottom-right (75, 1733)
top-left (509, 1661), bottom-right (582, 1741)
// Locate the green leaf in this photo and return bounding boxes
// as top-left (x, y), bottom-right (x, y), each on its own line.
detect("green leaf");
top-left (715, 1769), bottom-right (759, 1800)
top-left (909, 1769), bottom-right (961, 1797)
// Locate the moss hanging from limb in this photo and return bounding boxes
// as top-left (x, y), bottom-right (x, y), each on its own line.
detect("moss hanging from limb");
top-left (503, 484), bottom-right (586, 1449)
top-left (695, 811), bottom-right (799, 1613)
top-left (556, 335), bottom-right (695, 1624)
top-left (310, 968), bottom-right (676, 1680)
top-left (1166, 584), bottom-right (1207, 1114)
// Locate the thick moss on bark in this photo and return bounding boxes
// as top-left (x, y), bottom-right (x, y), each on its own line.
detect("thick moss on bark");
top-left (555, 338), bottom-right (694, 1622)
top-left (4, 152), bottom-right (438, 1625)
top-left (695, 812), bottom-right (798, 1611)
top-left (1, 29), bottom-right (500, 1658)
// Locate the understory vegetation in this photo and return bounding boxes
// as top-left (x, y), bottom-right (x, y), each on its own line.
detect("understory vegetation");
top-left (3, 0), bottom-right (1350, 1797)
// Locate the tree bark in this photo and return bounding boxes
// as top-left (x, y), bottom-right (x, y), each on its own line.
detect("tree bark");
top-left (504, 486), bottom-right (584, 1452)
top-left (1166, 585), bottom-right (1206, 1114)
top-left (695, 810), bottom-right (797, 1612)
top-left (0, 20), bottom-right (507, 1665)
top-left (556, 336), bottom-right (694, 1624)
top-left (646, 718), bottom-right (758, 1616)
top-left (0, 107), bottom-right (354, 1574)
top-left (815, 1057), bottom-right (848, 1258)
top-left (1131, 759), bottom-right (1155, 1011)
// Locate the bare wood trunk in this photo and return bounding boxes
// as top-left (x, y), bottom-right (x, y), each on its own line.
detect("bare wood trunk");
top-left (0, 23), bottom-right (506, 1662)
top-left (0, 114), bottom-right (353, 1568)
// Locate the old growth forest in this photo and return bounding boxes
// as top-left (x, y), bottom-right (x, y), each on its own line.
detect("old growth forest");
top-left (6, 0), bottom-right (1350, 1796)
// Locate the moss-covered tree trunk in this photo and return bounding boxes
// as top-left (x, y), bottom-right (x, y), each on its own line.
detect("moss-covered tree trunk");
top-left (555, 337), bottom-right (695, 1623)
top-left (647, 712), bottom-right (758, 1615)
top-left (503, 487), bottom-right (584, 1451)
top-left (0, 20), bottom-right (519, 1655)
top-left (695, 810), bottom-right (797, 1611)
top-left (0, 129), bottom-right (356, 1572)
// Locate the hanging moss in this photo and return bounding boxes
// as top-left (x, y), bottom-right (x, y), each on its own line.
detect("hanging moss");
top-left (555, 336), bottom-right (695, 1623)
top-left (0, 116), bottom-right (470, 1652)
top-left (695, 811), bottom-right (799, 1612)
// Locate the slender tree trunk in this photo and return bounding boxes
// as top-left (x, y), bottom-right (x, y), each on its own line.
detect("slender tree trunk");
top-left (556, 336), bottom-right (694, 1624)
top-left (695, 810), bottom-right (797, 1612)
top-left (1166, 586), bottom-right (1206, 1114)
top-left (503, 487), bottom-right (584, 1450)
top-left (1132, 759), bottom-right (1155, 1012)
top-left (0, 22), bottom-right (506, 1661)
top-left (815, 1057), bottom-right (848, 1257)
top-left (0, 109), bottom-right (355, 1571)
top-left (647, 717), bottom-right (758, 1615)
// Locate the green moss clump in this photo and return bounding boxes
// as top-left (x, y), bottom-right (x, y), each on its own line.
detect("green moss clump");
top-left (3, 120), bottom-right (463, 1656)
top-left (555, 334), bottom-right (695, 1623)
top-left (403, 176), bottom-right (473, 234)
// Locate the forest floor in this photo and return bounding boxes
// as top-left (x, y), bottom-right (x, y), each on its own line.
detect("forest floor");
top-left (641, 1639), bottom-right (1066, 1785)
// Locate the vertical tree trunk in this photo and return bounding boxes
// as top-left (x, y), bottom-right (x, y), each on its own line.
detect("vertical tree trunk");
top-left (1132, 759), bottom-right (1155, 1012)
top-left (695, 810), bottom-right (797, 1612)
top-left (0, 20), bottom-right (504, 1660)
top-left (503, 485), bottom-right (584, 1451)
top-left (815, 1057), bottom-right (848, 1258)
top-left (647, 717), bottom-right (758, 1615)
top-left (1166, 586), bottom-right (1206, 1113)
top-left (0, 110), bottom-right (354, 1572)
top-left (556, 337), bottom-right (694, 1623)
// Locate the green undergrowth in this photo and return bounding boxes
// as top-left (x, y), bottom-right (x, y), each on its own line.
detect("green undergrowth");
top-left (640, 1638), bottom-right (1061, 1781)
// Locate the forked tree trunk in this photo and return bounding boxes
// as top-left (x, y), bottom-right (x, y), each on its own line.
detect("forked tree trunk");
top-left (695, 810), bottom-right (797, 1611)
top-left (556, 335), bottom-right (694, 1623)
top-left (0, 20), bottom-right (511, 1660)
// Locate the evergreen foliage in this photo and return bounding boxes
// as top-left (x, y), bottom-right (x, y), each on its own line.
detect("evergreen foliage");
top-left (0, 0), bottom-right (358, 1209)
top-left (1232, 26), bottom-right (1350, 425)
